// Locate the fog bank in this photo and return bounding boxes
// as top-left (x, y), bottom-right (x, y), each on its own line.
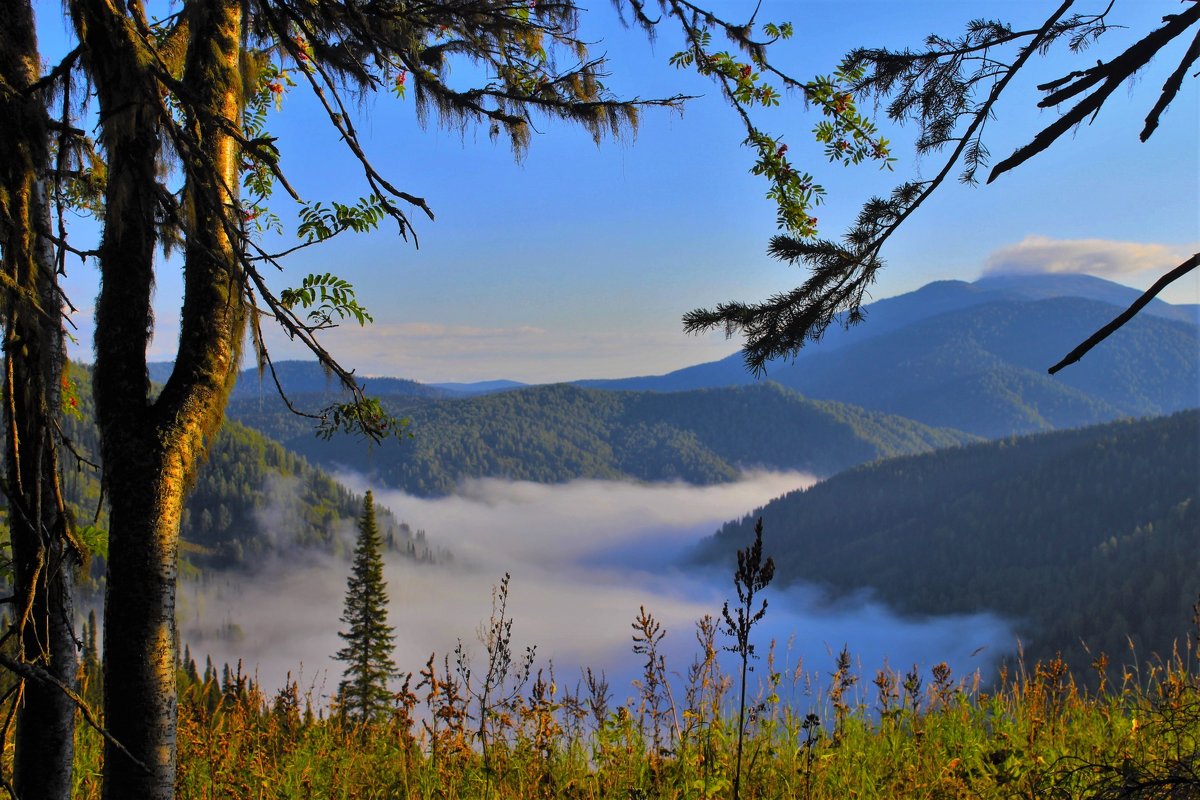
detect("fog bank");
top-left (180, 472), bottom-right (1016, 705)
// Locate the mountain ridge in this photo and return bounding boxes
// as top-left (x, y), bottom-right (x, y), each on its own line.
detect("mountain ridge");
top-left (573, 278), bottom-right (1198, 437)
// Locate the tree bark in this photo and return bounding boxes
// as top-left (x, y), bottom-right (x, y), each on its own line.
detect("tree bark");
top-left (0, 4), bottom-right (78, 798)
top-left (72, 1), bottom-right (247, 795)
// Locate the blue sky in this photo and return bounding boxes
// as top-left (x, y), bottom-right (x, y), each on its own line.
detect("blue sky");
top-left (40, 1), bottom-right (1199, 383)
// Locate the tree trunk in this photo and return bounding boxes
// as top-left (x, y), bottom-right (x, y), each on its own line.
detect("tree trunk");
top-left (100, 446), bottom-right (185, 797)
top-left (72, 4), bottom-right (168, 789)
top-left (10, 181), bottom-right (76, 800)
top-left (0, 5), bottom-right (78, 798)
top-left (72, 2), bottom-right (248, 795)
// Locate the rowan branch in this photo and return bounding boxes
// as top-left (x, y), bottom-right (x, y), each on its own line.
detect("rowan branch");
top-left (270, 24), bottom-right (434, 233)
top-left (685, 1), bottom-right (1078, 373)
top-left (247, 225), bottom-right (354, 262)
top-left (119, 50), bottom-right (392, 442)
top-left (257, 343), bottom-right (325, 423)
top-left (144, 62), bottom-right (305, 205)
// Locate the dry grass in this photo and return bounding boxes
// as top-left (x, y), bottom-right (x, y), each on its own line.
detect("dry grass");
top-left (63, 615), bottom-right (1199, 799)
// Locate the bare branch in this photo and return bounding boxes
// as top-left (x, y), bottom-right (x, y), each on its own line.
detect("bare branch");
top-left (36, 230), bottom-right (99, 261)
top-left (1048, 253), bottom-right (1200, 374)
top-left (0, 654), bottom-right (151, 776)
top-left (990, 3), bottom-right (1200, 181)
top-left (22, 45), bottom-right (85, 97)
top-left (1142, 28), bottom-right (1200, 141)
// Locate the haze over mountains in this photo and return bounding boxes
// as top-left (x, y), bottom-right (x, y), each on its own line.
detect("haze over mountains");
top-left (61, 365), bottom-right (443, 574)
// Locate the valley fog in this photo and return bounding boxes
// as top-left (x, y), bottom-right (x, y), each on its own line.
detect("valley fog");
top-left (178, 472), bottom-right (1016, 706)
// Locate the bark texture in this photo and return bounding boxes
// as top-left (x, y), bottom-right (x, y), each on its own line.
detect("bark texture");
top-left (72, 5), bottom-right (172, 793)
top-left (0, 4), bottom-right (78, 798)
top-left (72, 1), bottom-right (248, 795)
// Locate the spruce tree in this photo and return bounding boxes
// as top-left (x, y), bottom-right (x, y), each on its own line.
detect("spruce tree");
top-left (334, 491), bottom-right (397, 722)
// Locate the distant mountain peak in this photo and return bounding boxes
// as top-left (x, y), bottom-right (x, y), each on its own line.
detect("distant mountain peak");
top-left (971, 272), bottom-right (1192, 323)
top-left (571, 276), bottom-right (1198, 436)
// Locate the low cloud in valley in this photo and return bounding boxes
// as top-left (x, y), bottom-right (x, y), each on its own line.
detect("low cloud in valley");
top-left (180, 473), bottom-right (1017, 706)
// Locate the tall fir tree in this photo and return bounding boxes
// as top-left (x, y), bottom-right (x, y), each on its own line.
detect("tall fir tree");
top-left (334, 491), bottom-right (397, 722)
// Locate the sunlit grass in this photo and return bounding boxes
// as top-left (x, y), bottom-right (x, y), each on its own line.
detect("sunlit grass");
top-left (67, 617), bottom-right (1199, 799)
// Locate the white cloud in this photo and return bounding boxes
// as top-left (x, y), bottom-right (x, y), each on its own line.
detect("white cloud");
top-left (984, 235), bottom-right (1192, 279)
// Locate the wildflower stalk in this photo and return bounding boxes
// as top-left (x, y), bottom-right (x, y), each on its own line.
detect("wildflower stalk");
top-left (721, 517), bottom-right (775, 800)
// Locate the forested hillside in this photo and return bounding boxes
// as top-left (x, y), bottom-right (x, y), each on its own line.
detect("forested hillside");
top-left (229, 382), bottom-right (976, 496)
top-left (58, 366), bottom-right (441, 571)
top-left (697, 411), bottom-right (1200, 672)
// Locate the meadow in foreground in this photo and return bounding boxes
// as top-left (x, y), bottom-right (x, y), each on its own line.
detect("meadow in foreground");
top-left (67, 602), bottom-right (1199, 799)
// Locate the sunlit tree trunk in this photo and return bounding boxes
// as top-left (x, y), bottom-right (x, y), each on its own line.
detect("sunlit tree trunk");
top-left (0, 4), bottom-right (77, 798)
top-left (73, 2), bottom-right (174, 793)
top-left (72, 1), bottom-right (247, 796)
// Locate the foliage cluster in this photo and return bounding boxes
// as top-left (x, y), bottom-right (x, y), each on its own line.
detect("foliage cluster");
top-left (638, 1), bottom-right (894, 239)
top-left (702, 410), bottom-right (1200, 674)
top-left (63, 590), bottom-right (1200, 799)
